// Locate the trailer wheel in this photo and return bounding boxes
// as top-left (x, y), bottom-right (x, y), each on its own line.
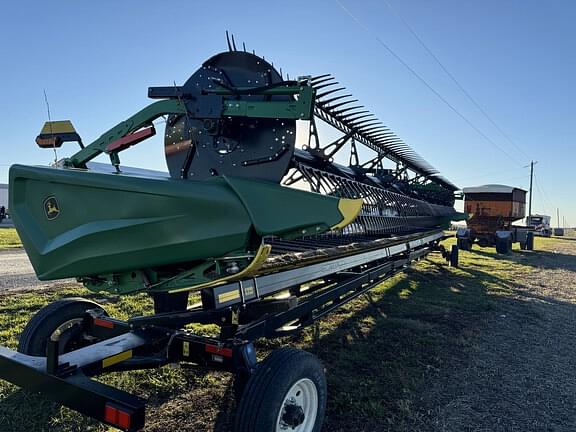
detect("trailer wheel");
top-left (18, 298), bottom-right (107, 356)
top-left (234, 348), bottom-right (327, 432)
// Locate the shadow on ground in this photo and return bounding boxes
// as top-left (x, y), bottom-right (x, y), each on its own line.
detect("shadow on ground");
top-left (470, 247), bottom-right (576, 272)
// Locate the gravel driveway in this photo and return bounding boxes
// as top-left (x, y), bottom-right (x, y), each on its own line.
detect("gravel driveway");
top-left (0, 248), bottom-right (75, 293)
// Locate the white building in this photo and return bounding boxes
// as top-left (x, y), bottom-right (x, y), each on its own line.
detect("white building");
top-left (0, 184), bottom-right (8, 210)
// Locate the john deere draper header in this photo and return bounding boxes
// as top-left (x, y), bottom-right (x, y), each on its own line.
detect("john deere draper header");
top-left (9, 40), bottom-right (463, 296)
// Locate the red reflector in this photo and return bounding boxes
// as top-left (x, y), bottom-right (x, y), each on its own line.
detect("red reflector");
top-left (104, 404), bottom-right (117, 424)
top-left (104, 403), bottom-right (131, 429)
top-left (118, 410), bottom-right (131, 429)
top-left (205, 344), bottom-right (233, 357)
top-left (94, 318), bottom-right (114, 329)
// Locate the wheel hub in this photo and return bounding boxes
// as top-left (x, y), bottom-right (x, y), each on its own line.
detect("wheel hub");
top-left (276, 378), bottom-right (318, 432)
top-left (281, 403), bottom-right (305, 428)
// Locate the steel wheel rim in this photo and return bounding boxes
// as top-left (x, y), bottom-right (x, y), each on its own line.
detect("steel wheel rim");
top-left (276, 378), bottom-right (318, 432)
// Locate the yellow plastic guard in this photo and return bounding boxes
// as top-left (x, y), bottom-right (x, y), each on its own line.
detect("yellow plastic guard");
top-left (168, 244), bottom-right (272, 293)
top-left (331, 198), bottom-right (363, 230)
top-left (40, 120), bottom-right (77, 134)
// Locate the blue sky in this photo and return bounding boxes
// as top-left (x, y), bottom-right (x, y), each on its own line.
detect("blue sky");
top-left (1, 1), bottom-right (574, 225)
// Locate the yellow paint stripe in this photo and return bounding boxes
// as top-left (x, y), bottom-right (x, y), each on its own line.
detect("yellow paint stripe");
top-left (183, 341), bottom-right (190, 357)
top-left (168, 244), bottom-right (272, 293)
top-left (102, 350), bottom-right (132, 368)
top-left (218, 290), bottom-right (241, 304)
top-left (331, 198), bottom-right (363, 230)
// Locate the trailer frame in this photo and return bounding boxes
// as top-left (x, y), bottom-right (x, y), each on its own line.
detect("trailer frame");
top-left (0, 230), bottom-right (455, 432)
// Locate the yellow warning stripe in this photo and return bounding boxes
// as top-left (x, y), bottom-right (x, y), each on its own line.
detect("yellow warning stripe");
top-left (102, 350), bottom-right (133, 368)
top-left (168, 244), bottom-right (272, 293)
top-left (218, 290), bottom-right (241, 304)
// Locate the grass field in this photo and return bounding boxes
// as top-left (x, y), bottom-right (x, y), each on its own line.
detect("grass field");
top-left (0, 228), bottom-right (20, 249)
top-left (0, 236), bottom-right (574, 431)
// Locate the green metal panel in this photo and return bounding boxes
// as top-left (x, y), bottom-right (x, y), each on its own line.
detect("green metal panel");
top-left (10, 165), bottom-right (251, 280)
top-left (9, 165), bottom-right (346, 285)
top-left (223, 176), bottom-right (343, 238)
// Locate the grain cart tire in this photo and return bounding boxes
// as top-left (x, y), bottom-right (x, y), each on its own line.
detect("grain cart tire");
top-left (526, 232), bottom-right (535, 251)
top-left (457, 238), bottom-right (472, 251)
top-left (18, 298), bottom-right (107, 356)
top-left (450, 245), bottom-right (459, 267)
top-left (235, 348), bottom-right (327, 432)
top-left (495, 237), bottom-right (512, 254)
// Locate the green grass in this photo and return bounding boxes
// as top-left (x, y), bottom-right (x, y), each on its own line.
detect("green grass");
top-left (0, 228), bottom-right (21, 249)
top-left (0, 236), bottom-right (567, 431)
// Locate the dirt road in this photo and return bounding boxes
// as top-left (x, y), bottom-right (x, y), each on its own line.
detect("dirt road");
top-left (404, 238), bottom-right (576, 432)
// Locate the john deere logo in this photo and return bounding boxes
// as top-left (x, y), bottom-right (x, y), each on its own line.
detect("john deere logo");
top-left (43, 196), bottom-right (60, 220)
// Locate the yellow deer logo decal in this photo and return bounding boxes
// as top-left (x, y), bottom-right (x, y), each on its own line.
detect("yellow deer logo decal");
top-left (43, 196), bottom-right (60, 220)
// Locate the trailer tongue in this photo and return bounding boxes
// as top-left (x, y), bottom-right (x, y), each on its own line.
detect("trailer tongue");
top-left (3, 40), bottom-right (463, 432)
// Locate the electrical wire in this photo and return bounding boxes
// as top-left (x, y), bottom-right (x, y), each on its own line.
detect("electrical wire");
top-left (453, 166), bottom-right (528, 183)
top-left (43, 90), bottom-right (58, 165)
top-left (381, 0), bottom-right (532, 162)
top-left (334, 0), bottom-right (525, 167)
top-left (533, 173), bottom-right (558, 217)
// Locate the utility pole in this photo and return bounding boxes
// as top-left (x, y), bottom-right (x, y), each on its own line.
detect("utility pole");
top-left (527, 160), bottom-right (536, 223)
top-left (557, 208), bottom-right (560, 229)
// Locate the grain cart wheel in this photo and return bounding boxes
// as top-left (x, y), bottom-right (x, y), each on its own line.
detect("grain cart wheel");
top-left (235, 348), bottom-right (327, 432)
top-left (450, 245), bottom-right (459, 268)
top-left (526, 232), bottom-right (535, 251)
top-left (495, 237), bottom-right (512, 254)
top-left (18, 298), bottom-right (107, 356)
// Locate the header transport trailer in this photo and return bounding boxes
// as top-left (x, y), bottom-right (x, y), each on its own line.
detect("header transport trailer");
top-left (456, 184), bottom-right (534, 253)
top-left (2, 40), bottom-right (464, 432)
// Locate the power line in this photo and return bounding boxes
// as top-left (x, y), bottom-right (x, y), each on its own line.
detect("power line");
top-left (453, 166), bottom-right (527, 183)
top-left (334, 0), bottom-right (525, 167)
top-left (453, 173), bottom-right (529, 187)
top-left (381, 0), bottom-right (532, 162)
top-left (533, 173), bottom-right (557, 214)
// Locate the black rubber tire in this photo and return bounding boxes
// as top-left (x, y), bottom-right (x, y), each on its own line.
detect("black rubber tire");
top-left (234, 348), bottom-right (327, 432)
top-left (450, 245), bottom-right (459, 267)
top-left (526, 232), bottom-right (535, 251)
top-left (18, 297), bottom-right (106, 356)
top-left (495, 237), bottom-right (512, 254)
top-left (457, 238), bottom-right (472, 251)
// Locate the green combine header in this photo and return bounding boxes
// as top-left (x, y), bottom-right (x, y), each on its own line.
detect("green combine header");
top-left (2, 38), bottom-right (464, 432)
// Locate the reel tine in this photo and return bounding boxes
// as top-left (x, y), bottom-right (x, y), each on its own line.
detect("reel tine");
top-left (359, 126), bottom-right (387, 134)
top-left (344, 113), bottom-right (374, 123)
top-left (339, 110), bottom-right (371, 120)
top-left (351, 119), bottom-right (381, 128)
top-left (316, 87), bottom-right (346, 99)
top-left (317, 95), bottom-right (355, 108)
top-left (332, 105), bottom-right (365, 116)
top-left (310, 74), bottom-right (332, 82)
top-left (311, 76), bottom-right (337, 87)
top-left (314, 81), bottom-right (341, 91)
top-left (226, 31), bottom-right (233, 52)
top-left (327, 98), bottom-right (359, 111)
